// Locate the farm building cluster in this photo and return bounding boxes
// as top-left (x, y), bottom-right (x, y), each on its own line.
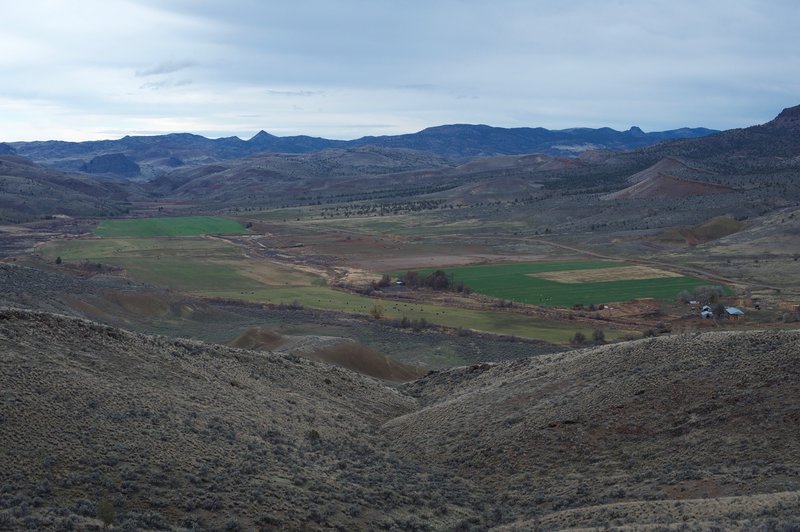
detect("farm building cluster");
top-left (698, 305), bottom-right (745, 319)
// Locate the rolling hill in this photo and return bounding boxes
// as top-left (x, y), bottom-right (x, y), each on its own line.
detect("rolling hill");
top-left (388, 328), bottom-right (800, 529)
top-left (603, 173), bottom-right (736, 200)
top-left (639, 104), bottom-right (800, 165)
top-left (1, 308), bottom-right (797, 529)
top-left (0, 156), bottom-right (137, 222)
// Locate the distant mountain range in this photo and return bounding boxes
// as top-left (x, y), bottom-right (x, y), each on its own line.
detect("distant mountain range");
top-left (6, 123), bottom-right (717, 178)
top-left (3, 105), bottom-right (799, 222)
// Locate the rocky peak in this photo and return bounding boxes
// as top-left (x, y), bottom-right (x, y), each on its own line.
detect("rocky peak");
top-left (249, 130), bottom-right (277, 143)
top-left (767, 104), bottom-right (800, 130)
top-left (627, 126), bottom-right (646, 137)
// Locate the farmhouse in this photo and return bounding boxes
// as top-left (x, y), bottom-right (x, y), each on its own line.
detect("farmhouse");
top-left (725, 307), bottom-right (745, 318)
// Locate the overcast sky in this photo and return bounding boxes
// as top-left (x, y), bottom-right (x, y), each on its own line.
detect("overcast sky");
top-left (2, 0), bottom-right (799, 141)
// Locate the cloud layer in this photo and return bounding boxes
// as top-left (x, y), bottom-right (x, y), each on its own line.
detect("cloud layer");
top-left (2, 0), bottom-right (799, 141)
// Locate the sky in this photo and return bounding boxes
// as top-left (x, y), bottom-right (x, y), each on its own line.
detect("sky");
top-left (2, 0), bottom-right (799, 142)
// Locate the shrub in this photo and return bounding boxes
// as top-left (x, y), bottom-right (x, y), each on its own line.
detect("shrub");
top-left (571, 332), bottom-right (587, 346)
top-left (73, 499), bottom-right (95, 517)
top-left (369, 303), bottom-right (384, 320)
top-left (693, 285), bottom-right (723, 305)
top-left (96, 499), bottom-right (115, 528)
top-left (0, 512), bottom-right (15, 528)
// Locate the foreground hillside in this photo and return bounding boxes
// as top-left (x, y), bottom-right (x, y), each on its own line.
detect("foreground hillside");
top-left (391, 329), bottom-right (800, 529)
top-left (0, 309), bottom-right (479, 530)
top-left (1, 309), bottom-right (798, 529)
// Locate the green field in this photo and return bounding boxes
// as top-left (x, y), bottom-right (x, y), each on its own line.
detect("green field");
top-left (405, 260), bottom-right (724, 307)
top-left (41, 237), bottom-right (626, 343)
top-left (204, 286), bottom-right (624, 344)
top-left (41, 237), bottom-right (317, 292)
top-left (96, 216), bottom-right (246, 237)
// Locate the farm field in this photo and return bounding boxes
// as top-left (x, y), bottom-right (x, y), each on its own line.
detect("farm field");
top-left (95, 215), bottom-right (246, 237)
top-left (407, 260), bottom-right (725, 307)
top-left (41, 237), bottom-right (318, 292)
top-left (204, 286), bottom-right (625, 343)
top-left (40, 236), bottom-right (624, 344)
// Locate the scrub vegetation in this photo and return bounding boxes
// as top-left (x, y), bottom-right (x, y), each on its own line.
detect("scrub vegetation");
top-left (95, 215), bottom-right (246, 237)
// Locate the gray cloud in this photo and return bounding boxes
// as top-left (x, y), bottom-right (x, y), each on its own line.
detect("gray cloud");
top-left (1, 0), bottom-right (799, 141)
top-left (139, 78), bottom-right (193, 90)
top-left (266, 89), bottom-right (322, 97)
top-left (136, 60), bottom-right (196, 77)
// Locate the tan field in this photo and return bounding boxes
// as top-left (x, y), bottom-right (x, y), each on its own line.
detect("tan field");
top-left (530, 264), bottom-right (683, 283)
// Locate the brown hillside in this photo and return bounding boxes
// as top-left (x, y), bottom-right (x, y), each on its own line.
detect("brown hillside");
top-left (0, 156), bottom-right (134, 222)
top-left (229, 326), bottom-right (287, 350)
top-left (658, 215), bottom-right (747, 246)
top-left (304, 340), bottom-right (427, 382)
top-left (446, 176), bottom-right (542, 202)
top-left (386, 329), bottom-right (800, 528)
top-left (231, 329), bottom-right (425, 382)
top-left (604, 172), bottom-right (735, 200)
top-left (0, 309), bottom-right (478, 530)
top-left (2, 308), bottom-right (799, 529)
top-left (626, 156), bottom-right (711, 184)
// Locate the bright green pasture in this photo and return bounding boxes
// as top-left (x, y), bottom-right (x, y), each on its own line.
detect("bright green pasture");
top-left (96, 216), bottom-right (246, 237)
top-left (407, 260), bottom-right (723, 307)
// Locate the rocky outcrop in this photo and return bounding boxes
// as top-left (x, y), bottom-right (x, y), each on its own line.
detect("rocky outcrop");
top-left (82, 152), bottom-right (141, 177)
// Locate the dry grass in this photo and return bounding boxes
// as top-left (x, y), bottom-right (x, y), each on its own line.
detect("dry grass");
top-left (529, 265), bottom-right (682, 283)
top-left (229, 326), bottom-right (287, 350)
top-left (305, 341), bottom-right (427, 382)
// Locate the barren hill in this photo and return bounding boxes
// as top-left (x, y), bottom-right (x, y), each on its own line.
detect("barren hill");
top-left (625, 156), bottom-right (712, 184)
top-left (0, 156), bottom-right (136, 222)
top-left (1, 308), bottom-right (798, 529)
top-left (604, 173), bottom-right (736, 200)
